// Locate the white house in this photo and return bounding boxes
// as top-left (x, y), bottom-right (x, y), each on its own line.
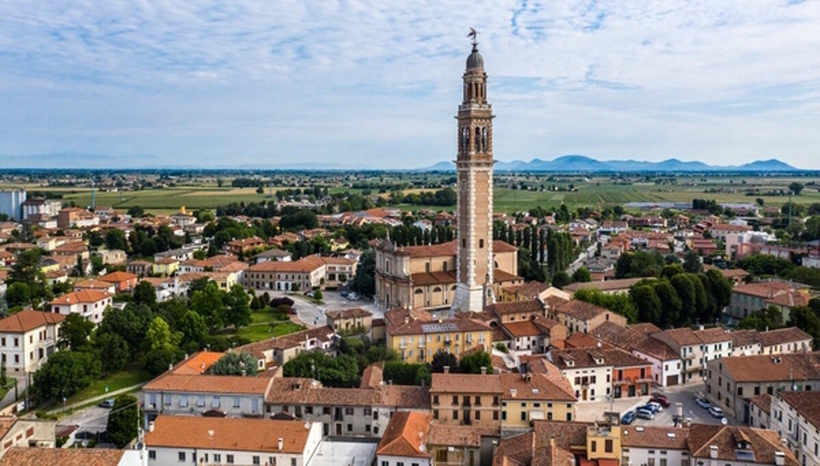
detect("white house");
top-left (632, 337), bottom-right (683, 387)
top-left (0, 310), bottom-right (64, 374)
top-left (48, 290), bottom-right (113, 325)
top-left (144, 415), bottom-right (323, 466)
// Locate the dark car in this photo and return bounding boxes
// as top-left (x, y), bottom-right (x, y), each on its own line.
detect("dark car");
top-left (650, 395), bottom-right (671, 408)
top-left (621, 411), bottom-right (637, 425)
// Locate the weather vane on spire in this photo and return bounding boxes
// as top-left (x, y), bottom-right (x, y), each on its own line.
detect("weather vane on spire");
top-left (468, 27), bottom-right (479, 45)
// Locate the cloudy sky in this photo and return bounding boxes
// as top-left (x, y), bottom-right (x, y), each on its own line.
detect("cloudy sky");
top-left (1, 0), bottom-right (819, 169)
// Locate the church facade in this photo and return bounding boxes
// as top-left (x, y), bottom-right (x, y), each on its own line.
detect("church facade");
top-left (375, 38), bottom-right (521, 313)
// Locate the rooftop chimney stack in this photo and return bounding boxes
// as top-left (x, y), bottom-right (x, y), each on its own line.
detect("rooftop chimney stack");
top-left (709, 445), bottom-right (718, 459)
top-left (444, 366), bottom-right (450, 374)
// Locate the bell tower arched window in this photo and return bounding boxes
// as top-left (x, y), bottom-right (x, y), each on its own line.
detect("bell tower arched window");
top-left (474, 127), bottom-right (481, 152)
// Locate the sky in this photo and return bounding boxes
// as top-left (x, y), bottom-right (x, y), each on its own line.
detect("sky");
top-left (1, 0), bottom-right (819, 169)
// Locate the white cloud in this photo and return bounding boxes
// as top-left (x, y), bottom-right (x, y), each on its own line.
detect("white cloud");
top-left (0, 0), bottom-right (819, 167)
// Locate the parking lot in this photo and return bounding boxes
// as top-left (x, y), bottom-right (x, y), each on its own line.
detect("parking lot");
top-left (575, 382), bottom-right (734, 427)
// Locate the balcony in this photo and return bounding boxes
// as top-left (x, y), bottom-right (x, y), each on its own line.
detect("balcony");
top-left (443, 339), bottom-right (452, 346)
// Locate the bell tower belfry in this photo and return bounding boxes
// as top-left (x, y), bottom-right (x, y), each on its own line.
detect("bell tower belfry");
top-left (451, 31), bottom-right (495, 313)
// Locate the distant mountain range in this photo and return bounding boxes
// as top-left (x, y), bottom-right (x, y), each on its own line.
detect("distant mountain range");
top-left (422, 155), bottom-right (801, 172)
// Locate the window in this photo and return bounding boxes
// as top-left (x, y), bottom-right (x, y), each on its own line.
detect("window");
top-left (197, 396), bottom-right (205, 407)
top-left (605, 439), bottom-right (613, 453)
top-left (148, 450), bottom-right (156, 460)
top-left (501, 411), bottom-right (506, 420)
top-left (364, 407), bottom-right (372, 416)
top-left (566, 412), bottom-right (572, 421)
top-left (453, 410), bottom-right (458, 420)
top-left (234, 396), bottom-right (241, 408)
top-left (212, 397), bottom-right (220, 408)
top-left (475, 410), bottom-right (480, 420)
top-left (591, 440), bottom-right (597, 453)
top-left (180, 397), bottom-right (188, 407)
top-left (347, 424), bottom-right (352, 432)
top-left (434, 410), bottom-right (439, 419)
top-left (214, 454), bottom-right (221, 463)
top-left (453, 396), bottom-right (458, 405)
top-left (520, 412), bottom-right (526, 421)
top-left (345, 407), bottom-right (355, 415)
top-left (227, 454), bottom-right (234, 464)
top-left (178, 452), bottom-right (186, 462)
top-left (253, 457), bottom-right (260, 465)
top-left (291, 459), bottom-right (296, 466)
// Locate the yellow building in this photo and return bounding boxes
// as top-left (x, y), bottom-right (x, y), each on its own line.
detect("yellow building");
top-left (384, 308), bottom-right (492, 363)
top-left (586, 423), bottom-right (622, 463)
top-left (152, 257), bottom-right (179, 277)
top-left (430, 373), bottom-right (577, 431)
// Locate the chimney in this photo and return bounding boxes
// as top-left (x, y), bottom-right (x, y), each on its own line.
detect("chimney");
top-left (444, 366), bottom-right (450, 374)
top-left (709, 445), bottom-right (718, 459)
top-left (775, 451), bottom-right (785, 466)
top-left (278, 438), bottom-right (284, 451)
top-left (481, 366), bottom-right (487, 375)
top-left (148, 421), bottom-right (155, 432)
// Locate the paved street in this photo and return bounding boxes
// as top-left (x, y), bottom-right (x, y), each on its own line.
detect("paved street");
top-left (575, 382), bottom-right (733, 427)
top-left (58, 392), bottom-right (144, 434)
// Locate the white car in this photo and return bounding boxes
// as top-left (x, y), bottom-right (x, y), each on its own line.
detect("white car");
top-left (648, 401), bottom-right (664, 412)
top-left (709, 406), bottom-right (724, 418)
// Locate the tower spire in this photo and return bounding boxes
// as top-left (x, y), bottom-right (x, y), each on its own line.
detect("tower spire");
top-left (451, 33), bottom-right (495, 314)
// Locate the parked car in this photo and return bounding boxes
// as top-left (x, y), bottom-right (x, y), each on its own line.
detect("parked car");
top-left (621, 411), bottom-right (637, 425)
top-left (639, 403), bottom-right (660, 414)
top-left (648, 401), bottom-right (664, 412)
top-left (650, 395), bottom-right (670, 408)
top-left (695, 398), bottom-right (711, 409)
top-left (98, 399), bottom-right (115, 409)
top-left (636, 408), bottom-right (654, 420)
top-left (347, 292), bottom-right (360, 300)
top-left (340, 290), bottom-right (349, 297)
top-left (709, 406), bottom-right (724, 418)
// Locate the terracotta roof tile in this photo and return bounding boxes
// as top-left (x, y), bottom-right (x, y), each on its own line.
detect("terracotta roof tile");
top-left (377, 411), bottom-right (432, 458)
top-left (486, 300), bottom-right (544, 316)
top-left (98, 271), bottom-right (138, 283)
top-left (687, 423), bottom-right (798, 465)
top-left (555, 300), bottom-right (611, 321)
top-left (502, 321), bottom-right (544, 338)
top-left (427, 423), bottom-right (499, 448)
top-left (621, 426), bottom-right (689, 449)
top-left (49, 289), bottom-right (111, 305)
top-left (145, 415), bottom-right (312, 454)
top-left (0, 447), bottom-right (125, 466)
top-left (0, 309), bottom-right (65, 333)
top-left (720, 352), bottom-right (820, 383)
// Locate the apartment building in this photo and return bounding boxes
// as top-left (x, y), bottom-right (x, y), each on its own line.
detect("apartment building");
top-left (265, 377), bottom-right (431, 438)
top-left (726, 281), bottom-right (812, 325)
top-left (246, 255), bottom-right (326, 291)
top-left (0, 310), bottom-right (64, 374)
top-left (769, 391), bottom-right (820, 466)
top-left (730, 327), bottom-right (813, 357)
top-left (430, 373), bottom-right (502, 428)
top-left (144, 415), bottom-right (322, 466)
top-left (237, 326), bottom-right (337, 369)
top-left (549, 299), bottom-right (627, 335)
top-left (651, 327), bottom-right (733, 383)
top-left (321, 256), bottom-right (357, 288)
top-left (706, 352), bottom-right (820, 421)
top-left (142, 352), bottom-right (272, 419)
top-left (326, 308), bottom-right (373, 335)
top-left (384, 309), bottom-right (492, 364)
top-left (548, 347), bottom-right (651, 402)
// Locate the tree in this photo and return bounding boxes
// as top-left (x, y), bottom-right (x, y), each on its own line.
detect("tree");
top-left (5, 282), bottom-right (30, 307)
top-left (93, 332), bottom-right (130, 373)
top-left (683, 251), bottom-right (703, 274)
top-left (127, 206), bottom-right (144, 217)
top-left (209, 353), bottom-right (259, 376)
top-left (58, 313), bottom-right (95, 351)
top-left (313, 289), bottom-right (323, 301)
top-left (145, 348), bottom-right (180, 376)
top-left (630, 285), bottom-right (662, 324)
top-left (738, 305), bottom-right (785, 331)
top-left (133, 281), bottom-right (157, 308)
top-left (551, 271), bottom-right (572, 288)
top-left (9, 249), bottom-right (49, 303)
top-left (661, 264), bottom-right (684, 279)
top-left (33, 350), bottom-right (102, 401)
top-left (459, 351), bottom-right (493, 374)
top-left (789, 182), bottom-right (805, 195)
top-left (224, 284), bottom-right (252, 329)
top-left (431, 351), bottom-right (458, 373)
top-left (144, 317), bottom-right (181, 353)
top-left (652, 281), bottom-right (681, 328)
top-left (283, 351), bottom-right (359, 388)
top-left (789, 306), bottom-right (820, 348)
top-left (190, 282), bottom-right (225, 330)
top-left (572, 267), bottom-right (592, 283)
top-left (670, 274), bottom-right (697, 322)
top-left (178, 311), bottom-right (208, 351)
top-left (574, 288), bottom-right (638, 323)
top-left (97, 304), bottom-right (154, 356)
top-left (104, 229), bottom-right (128, 252)
top-left (107, 394), bottom-right (141, 448)
top-left (351, 249), bottom-right (376, 297)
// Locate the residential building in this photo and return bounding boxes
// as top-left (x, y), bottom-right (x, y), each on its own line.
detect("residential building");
top-left (142, 352), bottom-right (272, 419)
top-left (485, 299), bottom-right (545, 324)
top-left (20, 197), bottom-right (61, 222)
top-left (98, 271), bottom-right (139, 293)
top-left (57, 207), bottom-right (99, 229)
top-left (322, 256), bottom-right (357, 288)
top-left (325, 308), bottom-right (373, 335)
top-left (0, 416), bottom-right (56, 457)
top-left (152, 257), bottom-right (179, 277)
top-left (431, 372), bottom-right (574, 430)
top-left (254, 248), bottom-right (293, 263)
top-left (384, 309), bottom-right (492, 363)
top-left (769, 391), bottom-right (820, 465)
top-left (377, 412), bottom-right (432, 466)
top-left (651, 327), bottom-right (733, 383)
top-left (729, 327), bottom-right (812, 357)
top-left (374, 240), bottom-right (520, 311)
top-left (227, 236), bottom-right (266, 255)
top-left (687, 423), bottom-right (796, 466)
top-left (548, 347), bottom-right (651, 402)
top-left (144, 415), bottom-right (322, 466)
top-left (549, 299), bottom-right (627, 335)
top-left (426, 423), bottom-right (499, 466)
top-left (97, 248), bottom-right (127, 266)
top-left (726, 281), bottom-right (812, 325)
top-left (706, 352), bottom-right (820, 421)
top-left (498, 282), bottom-right (570, 303)
top-left (563, 277), bottom-right (649, 296)
top-left (73, 278), bottom-right (116, 294)
top-left (48, 289), bottom-right (113, 324)
top-left (0, 310), bottom-right (64, 374)
top-left (236, 326), bottom-right (338, 369)
top-left (632, 337), bottom-right (683, 387)
top-left (265, 377), bottom-right (431, 438)
top-left (748, 394), bottom-right (772, 429)
top-left (246, 256), bottom-right (327, 292)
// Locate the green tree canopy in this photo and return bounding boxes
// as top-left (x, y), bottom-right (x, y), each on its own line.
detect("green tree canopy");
top-left (144, 316), bottom-right (181, 353)
top-left (459, 351), bottom-right (493, 374)
top-left (572, 267), bottom-right (592, 283)
top-left (738, 305), bottom-right (785, 332)
top-left (58, 313), bottom-right (95, 351)
top-left (106, 394), bottom-right (141, 448)
top-left (283, 351), bottom-right (360, 388)
top-left (431, 351), bottom-right (458, 373)
top-left (93, 332), bottom-right (130, 373)
top-left (223, 284), bottom-right (252, 329)
top-left (209, 352), bottom-right (259, 376)
top-left (133, 281), bottom-right (157, 308)
top-left (33, 350), bottom-right (102, 401)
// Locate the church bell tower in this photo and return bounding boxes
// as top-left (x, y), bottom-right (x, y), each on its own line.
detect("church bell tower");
top-left (451, 33), bottom-right (495, 313)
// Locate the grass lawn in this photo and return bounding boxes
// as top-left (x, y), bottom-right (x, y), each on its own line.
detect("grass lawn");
top-left (66, 362), bottom-right (152, 406)
top-left (237, 320), bottom-right (304, 342)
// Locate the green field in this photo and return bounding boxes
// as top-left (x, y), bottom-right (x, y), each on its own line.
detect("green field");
top-left (235, 310), bottom-right (304, 342)
top-left (65, 362), bottom-right (151, 406)
top-left (4, 175), bottom-right (819, 215)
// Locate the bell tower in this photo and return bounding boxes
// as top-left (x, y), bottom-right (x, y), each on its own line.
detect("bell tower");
top-left (451, 33), bottom-right (495, 313)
